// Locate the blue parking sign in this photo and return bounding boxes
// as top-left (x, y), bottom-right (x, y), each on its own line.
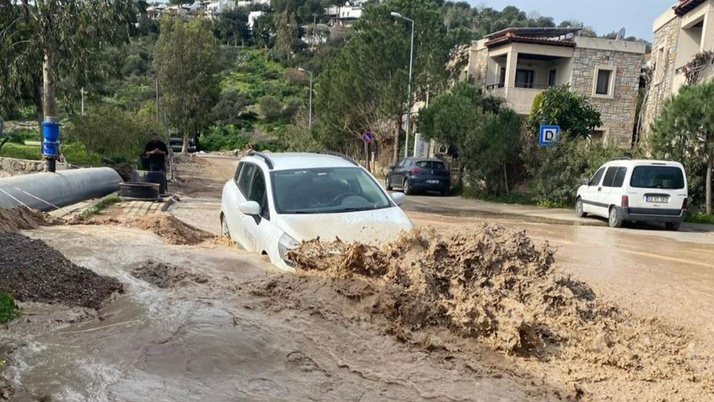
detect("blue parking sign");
top-left (539, 125), bottom-right (560, 146)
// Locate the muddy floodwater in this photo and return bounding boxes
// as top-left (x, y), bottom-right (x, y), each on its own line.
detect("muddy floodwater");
top-left (5, 226), bottom-right (551, 401)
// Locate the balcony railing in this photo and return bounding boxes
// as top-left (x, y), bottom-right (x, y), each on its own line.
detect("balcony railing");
top-left (486, 83), bottom-right (553, 90)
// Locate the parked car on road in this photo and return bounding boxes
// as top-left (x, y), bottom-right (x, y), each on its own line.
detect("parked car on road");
top-left (221, 151), bottom-right (414, 270)
top-left (385, 158), bottom-right (451, 195)
top-left (576, 159), bottom-right (688, 230)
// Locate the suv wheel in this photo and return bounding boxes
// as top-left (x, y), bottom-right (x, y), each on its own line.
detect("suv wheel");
top-left (403, 179), bottom-right (413, 195)
top-left (608, 207), bottom-right (623, 228)
top-left (665, 221), bottom-right (681, 231)
top-left (385, 176), bottom-right (393, 191)
top-left (575, 198), bottom-right (586, 217)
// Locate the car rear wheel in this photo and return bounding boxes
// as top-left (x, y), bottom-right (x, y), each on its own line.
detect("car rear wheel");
top-left (221, 214), bottom-right (230, 237)
top-left (575, 198), bottom-right (586, 217)
top-left (665, 221), bottom-right (681, 231)
top-left (403, 179), bottom-right (413, 195)
top-left (608, 207), bottom-right (623, 228)
top-left (385, 175), bottom-right (393, 191)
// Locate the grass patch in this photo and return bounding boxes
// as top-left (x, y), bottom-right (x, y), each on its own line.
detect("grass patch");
top-left (686, 212), bottom-right (714, 224)
top-left (0, 142), bottom-right (102, 166)
top-left (80, 193), bottom-right (122, 219)
top-left (0, 142), bottom-right (42, 160)
top-left (0, 292), bottom-right (20, 324)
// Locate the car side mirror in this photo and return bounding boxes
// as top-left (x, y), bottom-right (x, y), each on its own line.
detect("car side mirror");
top-left (582, 177), bottom-right (590, 186)
top-left (239, 201), bottom-right (261, 216)
top-left (389, 165), bottom-right (395, 170)
top-left (391, 193), bottom-right (406, 206)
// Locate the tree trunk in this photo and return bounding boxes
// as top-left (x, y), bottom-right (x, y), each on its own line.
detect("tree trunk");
top-left (393, 118), bottom-right (400, 164)
top-left (182, 134), bottom-right (189, 154)
top-left (705, 144), bottom-right (714, 214)
top-left (42, 46), bottom-right (57, 120)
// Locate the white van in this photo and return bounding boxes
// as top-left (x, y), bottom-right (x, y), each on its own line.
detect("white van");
top-left (575, 159), bottom-right (688, 230)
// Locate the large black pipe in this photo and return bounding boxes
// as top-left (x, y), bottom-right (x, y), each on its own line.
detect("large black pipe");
top-left (0, 168), bottom-right (122, 211)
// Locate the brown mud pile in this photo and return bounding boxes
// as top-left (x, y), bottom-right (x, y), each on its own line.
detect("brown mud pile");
top-left (0, 233), bottom-right (123, 309)
top-left (67, 213), bottom-right (215, 246)
top-left (132, 260), bottom-right (209, 288)
top-left (128, 214), bottom-right (214, 245)
top-left (254, 225), bottom-right (713, 396)
top-left (0, 207), bottom-right (58, 233)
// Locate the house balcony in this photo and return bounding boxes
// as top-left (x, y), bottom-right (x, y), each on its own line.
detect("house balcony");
top-left (485, 84), bottom-right (549, 115)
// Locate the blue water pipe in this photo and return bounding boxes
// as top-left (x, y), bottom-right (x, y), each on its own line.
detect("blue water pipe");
top-left (41, 118), bottom-right (60, 172)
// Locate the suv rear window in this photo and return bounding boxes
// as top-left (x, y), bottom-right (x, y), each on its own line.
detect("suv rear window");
top-left (416, 161), bottom-right (445, 169)
top-left (630, 166), bottom-right (685, 190)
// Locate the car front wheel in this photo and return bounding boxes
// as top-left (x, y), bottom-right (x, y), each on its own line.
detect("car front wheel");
top-left (575, 198), bottom-right (586, 217)
top-left (385, 175), bottom-right (393, 191)
top-left (221, 214), bottom-right (230, 237)
top-left (608, 207), bottom-right (623, 228)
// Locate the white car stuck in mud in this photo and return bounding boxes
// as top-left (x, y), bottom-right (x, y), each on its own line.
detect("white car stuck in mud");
top-left (220, 151), bottom-right (414, 269)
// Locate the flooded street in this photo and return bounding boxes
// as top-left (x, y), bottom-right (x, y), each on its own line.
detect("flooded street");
top-left (3, 156), bottom-right (714, 401)
top-left (8, 226), bottom-right (549, 401)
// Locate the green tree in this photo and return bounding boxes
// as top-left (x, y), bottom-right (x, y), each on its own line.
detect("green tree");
top-left (419, 82), bottom-right (520, 194)
top-left (66, 104), bottom-right (161, 160)
top-left (528, 86), bottom-right (602, 139)
top-left (155, 18), bottom-right (221, 153)
top-left (214, 8), bottom-right (251, 47)
top-left (315, 0), bottom-right (453, 162)
top-left (651, 81), bottom-right (714, 214)
top-left (0, 0), bottom-right (136, 123)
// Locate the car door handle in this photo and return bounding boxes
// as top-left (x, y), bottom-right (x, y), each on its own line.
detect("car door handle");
top-left (598, 187), bottom-right (602, 192)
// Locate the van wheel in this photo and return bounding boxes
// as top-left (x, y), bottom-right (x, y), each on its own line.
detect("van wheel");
top-left (403, 180), bottom-right (413, 195)
top-left (385, 176), bottom-right (393, 191)
top-left (608, 207), bottom-right (623, 228)
top-left (575, 198), bottom-right (586, 217)
top-left (665, 221), bottom-right (681, 231)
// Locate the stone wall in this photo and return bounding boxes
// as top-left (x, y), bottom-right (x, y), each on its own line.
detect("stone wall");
top-left (641, 16), bottom-right (681, 144)
top-left (0, 157), bottom-right (68, 177)
top-left (570, 48), bottom-right (644, 147)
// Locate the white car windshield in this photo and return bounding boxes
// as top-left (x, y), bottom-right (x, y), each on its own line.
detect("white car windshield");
top-left (271, 167), bottom-right (392, 214)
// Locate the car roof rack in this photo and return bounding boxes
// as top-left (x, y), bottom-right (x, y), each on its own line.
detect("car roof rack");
top-left (247, 150), bottom-right (274, 169)
top-left (312, 150), bottom-right (359, 166)
top-left (611, 156), bottom-right (631, 161)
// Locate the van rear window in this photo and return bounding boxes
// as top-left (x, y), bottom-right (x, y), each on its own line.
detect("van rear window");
top-left (630, 166), bottom-right (685, 190)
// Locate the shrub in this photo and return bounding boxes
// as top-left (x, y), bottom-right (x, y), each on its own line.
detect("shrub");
top-left (526, 138), bottom-right (624, 206)
top-left (260, 96), bottom-right (284, 121)
top-left (201, 124), bottom-right (251, 151)
top-left (0, 292), bottom-right (19, 324)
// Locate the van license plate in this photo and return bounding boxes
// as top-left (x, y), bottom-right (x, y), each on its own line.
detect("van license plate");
top-left (646, 196), bottom-right (668, 203)
top-left (426, 180), bottom-right (439, 184)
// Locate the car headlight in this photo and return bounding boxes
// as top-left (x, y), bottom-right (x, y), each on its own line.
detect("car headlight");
top-left (278, 233), bottom-right (300, 266)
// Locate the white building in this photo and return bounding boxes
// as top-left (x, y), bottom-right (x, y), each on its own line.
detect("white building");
top-left (248, 11), bottom-right (266, 30)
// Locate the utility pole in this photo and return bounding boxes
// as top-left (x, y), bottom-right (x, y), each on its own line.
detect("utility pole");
top-left (81, 88), bottom-right (85, 116)
top-left (155, 77), bottom-right (160, 123)
top-left (390, 12), bottom-right (415, 158)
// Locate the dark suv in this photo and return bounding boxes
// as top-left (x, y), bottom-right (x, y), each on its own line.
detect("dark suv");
top-left (385, 158), bottom-right (451, 195)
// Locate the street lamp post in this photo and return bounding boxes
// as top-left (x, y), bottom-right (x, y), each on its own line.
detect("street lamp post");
top-left (298, 67), bottom-right (313, 130)
top-left (390, 11), bottom-right (415, 159)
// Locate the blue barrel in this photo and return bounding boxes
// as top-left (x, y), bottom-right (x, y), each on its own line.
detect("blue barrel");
top-left (42, 121), bottom-right (60, 158)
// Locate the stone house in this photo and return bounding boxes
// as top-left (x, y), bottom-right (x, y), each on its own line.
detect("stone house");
top-left (464, 27), bottom-right (646, 147)
top-left (641, 0), bottom-right (714, 140)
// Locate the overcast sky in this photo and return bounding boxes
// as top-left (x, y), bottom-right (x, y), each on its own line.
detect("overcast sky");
top-left (469, 0), bottom-right (676, 41)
